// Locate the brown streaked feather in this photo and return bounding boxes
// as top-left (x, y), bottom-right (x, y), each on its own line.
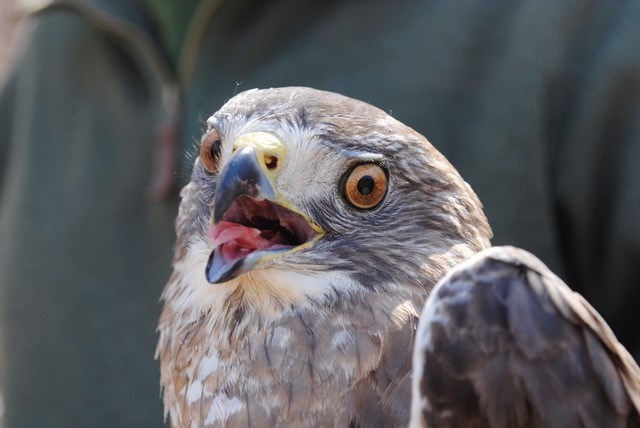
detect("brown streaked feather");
top-left (412, 245), bottom-right (640, 428)
top-left (347, 314), bottom-right (418, 427)
top-left (377, 317), bottom-right (417, 424)
top-left (159, 286), bottom-right (423, 427)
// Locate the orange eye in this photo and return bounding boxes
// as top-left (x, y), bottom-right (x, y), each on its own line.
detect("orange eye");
top-left (343, 164), bottom-right (388, 209)
top-left (200, 129), bottom-right (222, 173)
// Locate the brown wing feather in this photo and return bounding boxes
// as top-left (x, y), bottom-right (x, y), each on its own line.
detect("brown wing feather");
top-left (412, 246), bottom-right (640, 428)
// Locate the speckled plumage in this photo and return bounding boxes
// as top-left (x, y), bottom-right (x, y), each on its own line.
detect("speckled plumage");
top-left (411, 246), bottom-right (640, 428)
top-left (156, 87), bottom-right (492, 427)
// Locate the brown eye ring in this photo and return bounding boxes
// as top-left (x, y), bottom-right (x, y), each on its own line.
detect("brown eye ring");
top-left (200, 129), bottom-right (222, 174)
top-left (342, 163), bottom-right (388, 209)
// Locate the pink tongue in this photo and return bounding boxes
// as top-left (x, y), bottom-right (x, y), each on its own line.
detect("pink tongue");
top-left (208, 221), bottom-right (290, 261)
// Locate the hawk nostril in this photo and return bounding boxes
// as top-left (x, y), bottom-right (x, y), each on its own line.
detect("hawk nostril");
top-left (264, 154), bottom-right (278, 170)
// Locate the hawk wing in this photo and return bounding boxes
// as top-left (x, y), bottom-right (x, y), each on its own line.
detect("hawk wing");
top-left (412, 246), bottom-right (640, 428)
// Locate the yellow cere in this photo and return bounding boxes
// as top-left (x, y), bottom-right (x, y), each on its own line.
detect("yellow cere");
top-left (233, 132), bottom-right (288, 177)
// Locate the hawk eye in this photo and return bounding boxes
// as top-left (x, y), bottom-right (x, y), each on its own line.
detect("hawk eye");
top-left (343, 163), bottom-right (388, 209)
top-left (200, 129), bottom-right (222, 174)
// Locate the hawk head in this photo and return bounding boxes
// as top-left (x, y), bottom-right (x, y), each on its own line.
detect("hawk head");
top-left (157, 87), bottom-right (491, 426)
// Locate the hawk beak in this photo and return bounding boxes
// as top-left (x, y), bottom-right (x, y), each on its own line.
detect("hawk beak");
top-left (206, 132), bottom-right (323, 284)
top-left (212, 144), bottom-right (275, 224)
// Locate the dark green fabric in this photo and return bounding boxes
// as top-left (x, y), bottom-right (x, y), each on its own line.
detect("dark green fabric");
top-left (1, 0), bottom-right (639, 426)
top-left (141, 0), bottom-right (203, 68)
top-left (0, 9), bottom-right (173, 428)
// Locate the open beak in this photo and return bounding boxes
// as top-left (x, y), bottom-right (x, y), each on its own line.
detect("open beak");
top-left (206, 132), bottom-right (323, 284)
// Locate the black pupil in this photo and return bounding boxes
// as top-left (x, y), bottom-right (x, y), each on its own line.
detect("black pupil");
top-left (357, 175), bottom-right (375, 195)
top-left (211, 139), bottom-right (222, 158)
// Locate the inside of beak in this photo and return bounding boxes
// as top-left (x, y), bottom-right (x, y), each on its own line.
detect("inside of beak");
top-left (206, 196), bottom-right (319, 283)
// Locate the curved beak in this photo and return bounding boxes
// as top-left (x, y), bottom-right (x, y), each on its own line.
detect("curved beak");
top-left (212, 145), bottom-right (274, 223)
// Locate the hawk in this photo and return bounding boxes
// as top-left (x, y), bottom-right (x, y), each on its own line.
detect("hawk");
top-left (156, 87), bottom-right (492, 426)
top-left (411, 246), bottom-right (640, 427)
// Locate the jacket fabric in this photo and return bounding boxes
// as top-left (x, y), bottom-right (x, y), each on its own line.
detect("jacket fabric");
top-left (0, 0), bottom-right (639, 426)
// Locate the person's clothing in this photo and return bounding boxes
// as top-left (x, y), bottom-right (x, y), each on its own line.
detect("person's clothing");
top-left (1, 0), bottom-right (639, 426)
top-left (141, 0), bottom-right (202, 68)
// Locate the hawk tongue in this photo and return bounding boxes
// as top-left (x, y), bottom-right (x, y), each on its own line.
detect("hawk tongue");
top-left (205, 221), bottom-right (290, 283)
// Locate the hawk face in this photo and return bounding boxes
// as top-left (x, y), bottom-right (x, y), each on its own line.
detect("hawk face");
top-left (158, 87), bottom-right (491, 426)
top-left (171, 87), bottom-right (490, 312)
